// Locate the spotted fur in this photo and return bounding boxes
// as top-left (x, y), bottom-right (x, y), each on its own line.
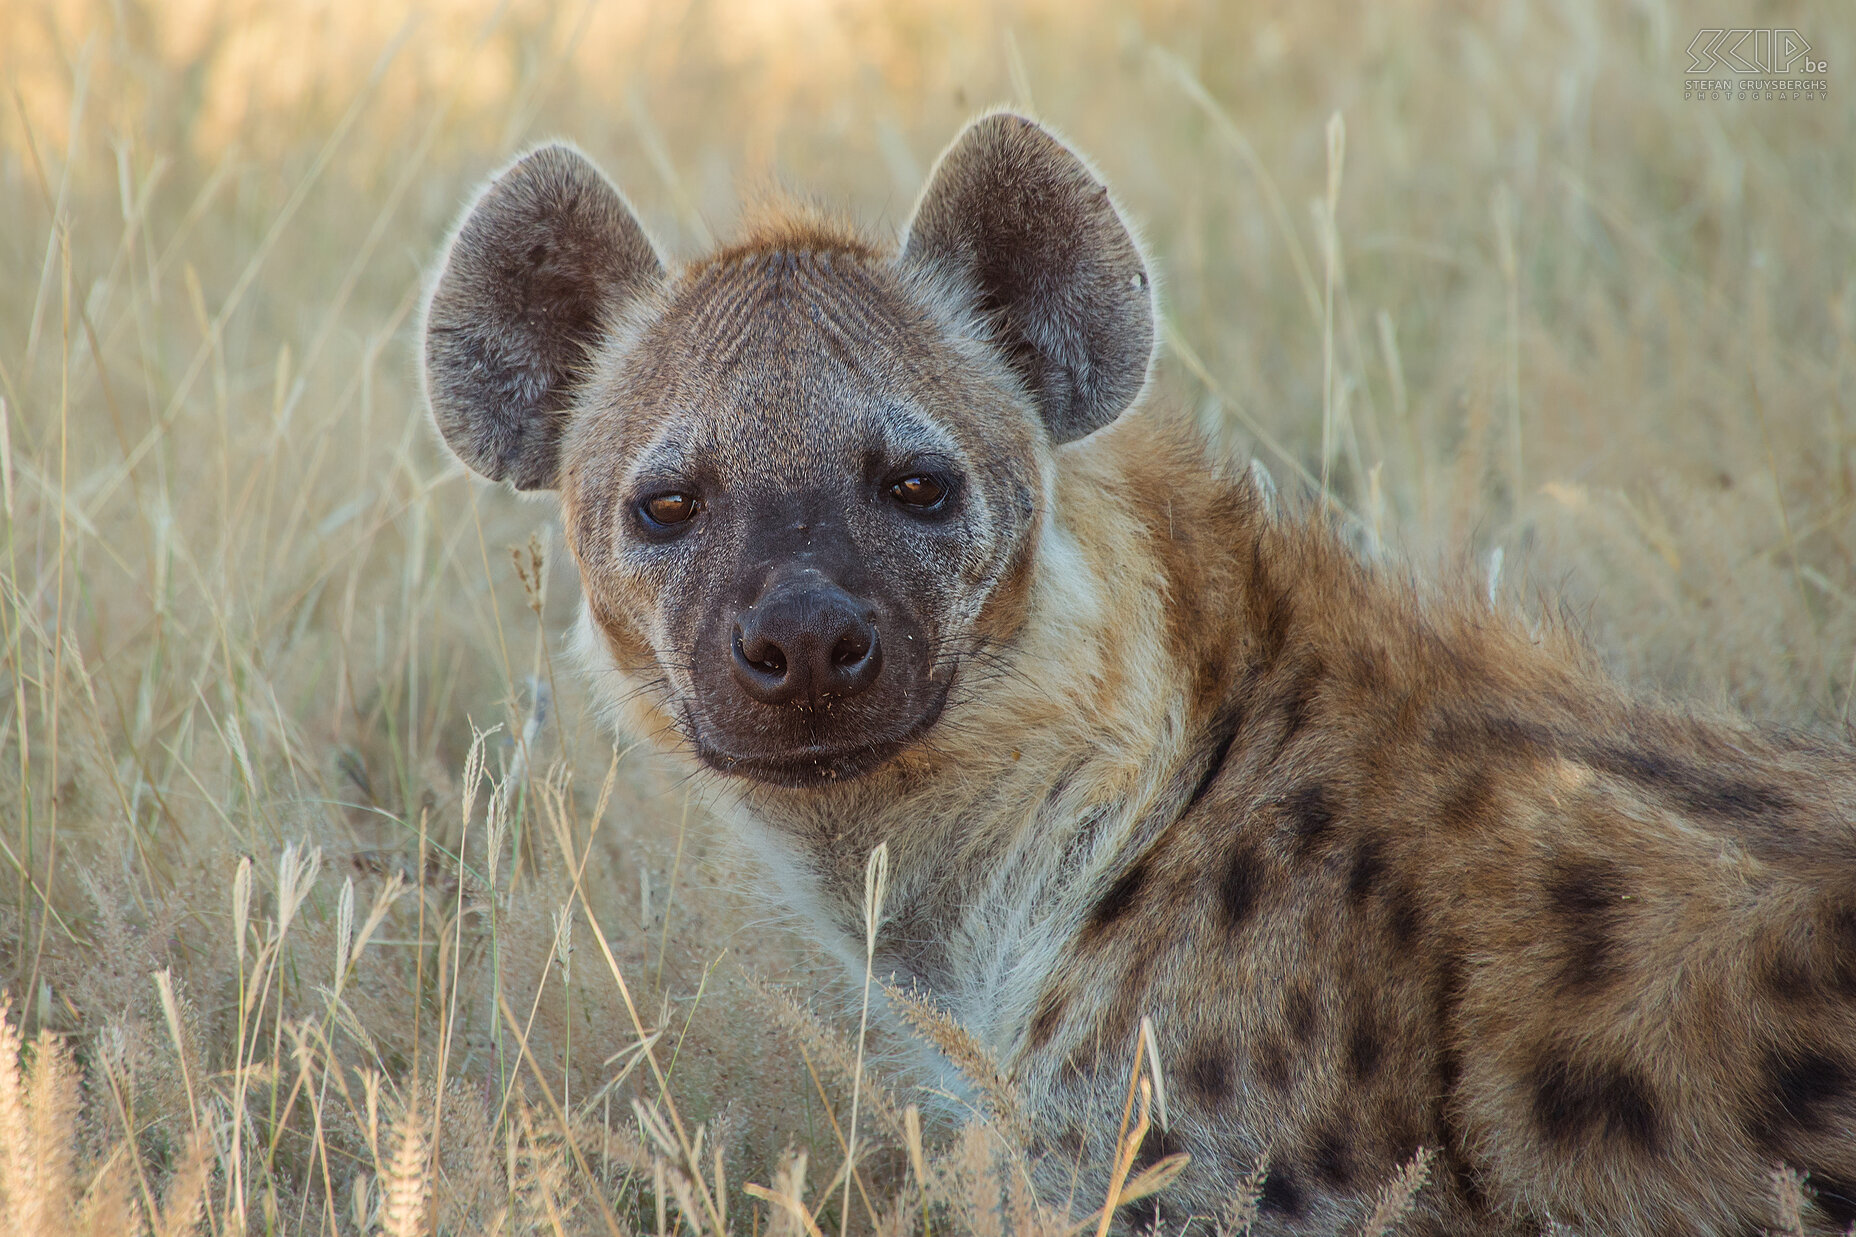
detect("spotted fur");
top-left (423, 114), bottom-right (1856, 1235)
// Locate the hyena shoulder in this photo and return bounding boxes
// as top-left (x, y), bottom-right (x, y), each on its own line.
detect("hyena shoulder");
top-left (1025, 475), bottom-right (1856, 1234)
top-left (423, 113), bottom-right (1856, 1236)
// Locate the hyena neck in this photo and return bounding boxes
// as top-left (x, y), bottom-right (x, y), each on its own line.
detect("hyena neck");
top-left (731, 415), bottom-right (1277, 1037)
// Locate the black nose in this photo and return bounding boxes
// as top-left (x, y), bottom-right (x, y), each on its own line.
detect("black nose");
top-left (731, 576), bottom-right (882, 706)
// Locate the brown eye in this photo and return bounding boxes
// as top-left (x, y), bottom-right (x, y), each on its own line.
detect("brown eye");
top-left (641, 492), bottom-right (700, 526)
top-left (889, 474), bottom-right (947, 509)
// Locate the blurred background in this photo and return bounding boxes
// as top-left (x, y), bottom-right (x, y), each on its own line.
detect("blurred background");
top-left (0, 0), bottom-right (1852, 1231)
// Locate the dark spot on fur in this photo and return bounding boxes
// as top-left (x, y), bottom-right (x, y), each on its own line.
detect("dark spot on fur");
top-left (1042, 760), bottom-right (1085, 812)
top-left (1382, 1106), bottom-right (1426, 1164)
top-left (1699, 779), bottom-right (1794, 817)
top-left (1279, 661), bottom-right (1323, 742)
top-left (1451, 1155), bottom-right (1491, 1216)
top-left (1348, 1019), bottom-right (1385, 1083)
top-left (1251, 551), bottom-right (1294, 663)
top-left (1430, 952), bottom-right (1469, 1166)
top-left (1430, 713), bottom-right (1552, 758)
top-left (1482, 715), bottom-right (1553, 752)
top-left (1809, 1172), bottom-right (1856, 1228)
top-left (1529, 1054), bottom-right (1662, 1152)
top-left (1591, 742), bottom-right (1674, 786)
top-left (1426, 716), bottom-right (1474, 757)
top-left (1129, 1125), bottom-right (1185, 1227)
top-left (1218, 841), bottom-right (1263, 929)
top-left (1349, 647), bottom-right (1389, 691)
top-left (1131, 1128), bottom-right (1180, 1176)
top-left (1046, 1126), bottom-right (1088, 1164)
top-left (1101, 951), bottom-right (1157, 1044)
top-left (1087, 860), bottom-right (1148, 937)
top-left (1347, 834), bottom-right (1386, 904)
top-left (1436, 1045), bottom-right (1461, 1096)
top-left (1121, 1129), bottom-right (1180, 1225)
top-left (1754, 1048), bottom-right (1851, 1145)
top-left (1181, 710), bottom-right (1243, 815)
top-left (1432, 954), bottom-right (1465, 1036)
top-left (1433, 1057), bottom-right (1487, 1215)
top-left (1286, 785), bottom-right (1336, 857)
top-left (1179, 1042), bottom-right (1233, 1104)
top-left (1311, 1127), bottom-right (1353, 1187)
top-left (1762, 906), bottom-right (1856, 1002)
top-left (1832, 908), bottom-right (1856, 997)
top-left (1544, 859), bottom-right (1627, 993)
top-left (1257, 1167), bottom-right (1303, 1217)
top-left (1387, 882), bottom-right (1423, 946)
top-left (1586, 743), bottom-right (1793, 820)
top-left (1286, 986), bottom-right (1317, 1044)
top-left (1760, 945), bottom-right (1818, 1003)
top-left (1438, 770), bottom-right (1493, 832)
top-left (1028, 989), bottom-right (1065, 1051)
top-left (1256, 1036), bottom-right (1291, 1091)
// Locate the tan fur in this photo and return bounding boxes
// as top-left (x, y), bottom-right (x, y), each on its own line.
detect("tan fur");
top-left (424, 114), bottom-right (1856, 1236)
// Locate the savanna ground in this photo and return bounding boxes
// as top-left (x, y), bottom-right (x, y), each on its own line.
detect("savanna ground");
top-left (1, 0), bottom-right (1853, 1232)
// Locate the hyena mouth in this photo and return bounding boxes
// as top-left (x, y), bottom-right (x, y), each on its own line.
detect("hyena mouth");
top-left (686, 674), bottom-right (954, 788)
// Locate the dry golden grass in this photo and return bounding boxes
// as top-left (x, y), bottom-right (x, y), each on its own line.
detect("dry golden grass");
top-left (0, 0), bottom-right (1851, 1232)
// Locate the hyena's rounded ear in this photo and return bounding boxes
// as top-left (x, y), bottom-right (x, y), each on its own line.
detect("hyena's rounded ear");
top-left (902, 113), bottom-right (1156, 444)
top-left (423, 144), bottom-right (664, 490)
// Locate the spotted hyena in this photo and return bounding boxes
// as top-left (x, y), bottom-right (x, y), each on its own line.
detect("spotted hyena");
top-left (422, 113), bottom-right (1856, 1235)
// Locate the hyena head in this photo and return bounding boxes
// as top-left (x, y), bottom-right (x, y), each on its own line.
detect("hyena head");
top-left (424, 114), bottom-right (1154, 788)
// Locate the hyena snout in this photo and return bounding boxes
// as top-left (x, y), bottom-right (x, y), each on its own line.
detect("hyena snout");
top-left (731, 571), bottom-right (883, 707)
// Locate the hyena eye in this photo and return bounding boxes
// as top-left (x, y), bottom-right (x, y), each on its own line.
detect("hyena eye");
top-left (640, 492), bottom-right (701, 527)
top-left (888, 474), bottom-right (947, 510)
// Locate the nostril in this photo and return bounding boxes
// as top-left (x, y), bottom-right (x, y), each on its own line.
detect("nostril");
top-left (831, 631), bottom-right (872, 669)
top-left (733, 628), bottom-right (787, 677)
top-left (823, 622), bottom-right (881, 699)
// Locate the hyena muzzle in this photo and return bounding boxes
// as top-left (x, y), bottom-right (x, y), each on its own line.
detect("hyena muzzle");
top-left (423, 114), bottom-right (1856, 1236)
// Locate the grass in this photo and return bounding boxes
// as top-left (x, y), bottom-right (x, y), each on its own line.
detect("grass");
top-left (0, 0), bottom-right (1852, 1232)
